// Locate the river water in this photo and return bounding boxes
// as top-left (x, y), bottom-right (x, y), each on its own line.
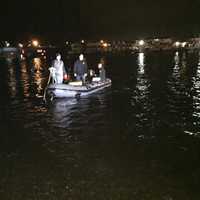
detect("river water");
top-left (0, 51), bottom-right (200, 199)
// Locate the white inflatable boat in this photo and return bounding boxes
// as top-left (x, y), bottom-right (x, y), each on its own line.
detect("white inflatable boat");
top-left (46, 78), bottom-right (112, 98)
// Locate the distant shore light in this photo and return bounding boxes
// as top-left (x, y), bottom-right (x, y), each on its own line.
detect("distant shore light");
top-left (37, 49), bottom-right (43, 53)
top-left (103, 43), bottom-right (108, 48)
top-left (18, 43), bottom-right (23, 48)
top-left (182, 42), bottom-right (187, 47)
top-left (5, 41), bottom-right (10, 47)
top-left (139, 40), bottom-right (145, 46)
top-left (32, 40), bottom-right (39, 47)
top-left (175, 41), bottom-right (180, 47)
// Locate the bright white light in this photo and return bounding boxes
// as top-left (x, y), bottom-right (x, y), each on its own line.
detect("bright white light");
top-left (138, 53), bottom-right (145, 66)
top-left (18, 43), bottom-right (23, 48)
top-left (98, 63), bottom-right (103, 69)
top-left (79, 54), bottom-right (84, 61)
top-left (32, 40), bottom-right (39, 47)
top-left (175, 41), bottom-right (180, 47)
top-left (100, 40), bottom-right (104, 44)
top-left (81, 40), bottom-right (85, 43)
top-left (138, 53), bottom-right (145, 74)
top-left (5, 41), bottom-right (10, 47)
top-left (66, 41), bottom-right (69, 45)
top-left (139, 40), bottom-right (145, 46)
top-left (103, 43), bottom-right (108, 48)
top-left (154, 39), bottom-right (160, 42)
top-left (182, 42), bottom-right (187, 47)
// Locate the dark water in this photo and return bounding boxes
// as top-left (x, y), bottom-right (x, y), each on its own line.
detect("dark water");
top-left (0, 51), bottom-right (200, 199)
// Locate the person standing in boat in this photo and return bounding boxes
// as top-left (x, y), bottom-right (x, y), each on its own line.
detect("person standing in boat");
top-left (51, 53), bottom-right (67, 84)
top-left (98, 58), bottom-right (106, 82)
top-left (74, 54), bottom-right (88, 82)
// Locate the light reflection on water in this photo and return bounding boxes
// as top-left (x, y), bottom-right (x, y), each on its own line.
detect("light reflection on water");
top-left (133, 52), bottom-right (151, 135)
top-left (8, 65), bottom-right (17, 98)
top-left (1, 52), bottom-right (200, 136)
top-left (193, 62), bottom-right (200, 124)
top-left (20, 61), bottom-right (31, 97)
top-left (138, 52), bottom-right (145, 74)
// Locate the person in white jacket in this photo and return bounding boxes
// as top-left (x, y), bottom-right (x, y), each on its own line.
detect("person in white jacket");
top-left (51, 53), bottom-right (66, 84)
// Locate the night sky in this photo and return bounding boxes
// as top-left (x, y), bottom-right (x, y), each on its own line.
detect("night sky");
top-left (1, 0), bottom-right (80, 42)
top-left (1, 0), bottom-right (200, 41)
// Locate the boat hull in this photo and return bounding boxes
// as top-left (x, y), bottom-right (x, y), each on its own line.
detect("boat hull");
top-left (46, 79), bottom-right (111, 98)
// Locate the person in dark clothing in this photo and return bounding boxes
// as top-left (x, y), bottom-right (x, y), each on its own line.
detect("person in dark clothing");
top-left (74, 54), bottom-right (88, 82)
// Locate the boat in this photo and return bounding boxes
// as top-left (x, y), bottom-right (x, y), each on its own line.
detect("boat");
top-left (45, 78), bottom-right (112, 99)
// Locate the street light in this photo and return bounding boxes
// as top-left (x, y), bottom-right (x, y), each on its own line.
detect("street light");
top-left (18, 43), bottom-right (23, 48)
top-left (102, 43), bottom-right (108, 48)
top-left (5, 41), bottom-right (10, 47)
top-left (175, 41), bottom-right (180, 47)
top-left (32, 40), bottom-right (39, 47)
top-left (139, 40), bottom-right (145, 46)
